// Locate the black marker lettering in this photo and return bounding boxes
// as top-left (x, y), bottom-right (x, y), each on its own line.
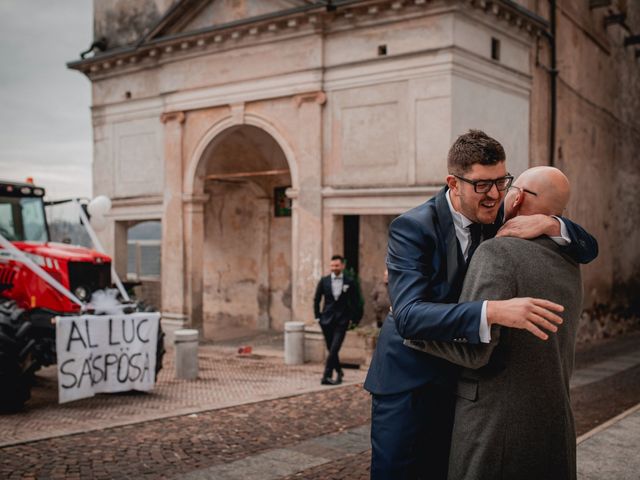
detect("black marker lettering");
top-left (85, 319), bottom-right (98, 348)
top-left (59, 358), bottom-right (77, 389)
top-left (108, 318), bottom-right (120, 346)
top-left (66, 321), bottom-right (87, 352)
top-left (136, 318), bottom-right (150, 343)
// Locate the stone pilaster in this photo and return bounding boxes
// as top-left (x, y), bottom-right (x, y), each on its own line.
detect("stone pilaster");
top-left (290, 92), bottom-right (326, 324)
top-left (183, 193), bottom-right (208, 330)
top-left (160, 111), bottom-right (186, 323)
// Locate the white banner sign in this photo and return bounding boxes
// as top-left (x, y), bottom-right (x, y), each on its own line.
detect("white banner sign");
top-left (56, 313), bottom-right (159, 404)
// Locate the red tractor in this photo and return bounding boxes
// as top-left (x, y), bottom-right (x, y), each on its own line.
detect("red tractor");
top-left (0, 179), bottom-right (165, 411)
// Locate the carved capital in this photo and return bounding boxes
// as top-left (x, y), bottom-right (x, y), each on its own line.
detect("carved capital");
top-left (160, 111), bottom-right (186, 124)
top-left (293, 91), bottom-right (327, 108)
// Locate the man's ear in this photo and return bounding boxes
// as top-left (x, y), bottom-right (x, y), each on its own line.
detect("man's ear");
top-left (446, 175), bottom-right (458, 194)
top-left (512, 190), bottom-right (524, 209)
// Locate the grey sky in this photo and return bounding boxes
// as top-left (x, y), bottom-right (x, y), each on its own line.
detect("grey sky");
top-left (0, 1), bottom-right (93, 200)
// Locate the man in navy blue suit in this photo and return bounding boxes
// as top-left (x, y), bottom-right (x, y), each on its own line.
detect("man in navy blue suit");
top-left (364, 130), bottom-right (597, 479)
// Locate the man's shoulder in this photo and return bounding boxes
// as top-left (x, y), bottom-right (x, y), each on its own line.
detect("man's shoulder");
top-left (479, 236), bottom-right (531, 251)
top-left (475, 236), bottom-right (577, 268)
top-left (479, 236), bottom-right (560, 254)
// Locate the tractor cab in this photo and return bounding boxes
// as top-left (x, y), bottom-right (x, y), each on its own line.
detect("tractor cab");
top-left (0, 181), bottom-right (49, 243)
top-left (0, 180), bottom-right (112, 312)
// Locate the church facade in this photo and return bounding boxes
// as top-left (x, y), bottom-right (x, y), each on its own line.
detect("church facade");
top-left (69, 0), bottom-right (639, 339)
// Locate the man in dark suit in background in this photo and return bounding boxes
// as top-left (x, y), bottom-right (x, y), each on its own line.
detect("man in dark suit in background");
top-left (314, 255), bottom-right (362, 385)
top-left (364, 130), bottom-right (598, 479)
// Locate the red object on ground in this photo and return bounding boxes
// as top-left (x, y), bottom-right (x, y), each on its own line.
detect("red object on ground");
top-left (237, 345), bottom-right (253, 355)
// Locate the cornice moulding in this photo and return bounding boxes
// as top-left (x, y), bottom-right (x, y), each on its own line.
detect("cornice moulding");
top-left (68, 0), bottom-right (548, 79)
top-left (322, 185), bottom-right (442, 197)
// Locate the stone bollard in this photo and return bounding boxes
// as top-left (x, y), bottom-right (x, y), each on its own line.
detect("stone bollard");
top-left (174, 329), bottom-right (199, 380)
top-left (284, 321), bottom-right (305, 365)
top-left (304, 324), bottom-right (326, 363)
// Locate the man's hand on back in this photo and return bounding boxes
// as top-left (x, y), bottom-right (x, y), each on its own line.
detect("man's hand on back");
top-left (487, 298), bottom-right (564, 340)
top-left (497, 214), bottom-right (560, 239)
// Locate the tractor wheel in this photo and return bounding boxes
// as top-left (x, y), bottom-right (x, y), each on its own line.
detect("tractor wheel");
top-left (0, 303), bottom-right (32, 412)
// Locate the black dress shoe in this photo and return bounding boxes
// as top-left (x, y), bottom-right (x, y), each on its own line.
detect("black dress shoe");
top-left (336, 371), bottom-right (344, 384)
top-left (321, 377), bottom-right (338, 385)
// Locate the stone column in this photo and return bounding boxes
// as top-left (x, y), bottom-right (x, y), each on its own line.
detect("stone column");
top-left (160, 111), bottom-right (187, 328)
top-left (183, 193), bottom-right (208, 331)
top-left (290, 92), bottom-right (326, 324)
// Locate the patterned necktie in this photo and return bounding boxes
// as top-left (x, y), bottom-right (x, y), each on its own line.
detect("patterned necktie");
top-left (467, 223), bottom-right (482, 263)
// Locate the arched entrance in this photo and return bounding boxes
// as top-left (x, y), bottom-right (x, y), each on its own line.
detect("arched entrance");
top-left (195, 125), bottom-right (293, 340)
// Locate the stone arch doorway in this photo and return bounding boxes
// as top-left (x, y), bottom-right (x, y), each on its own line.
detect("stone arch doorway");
top-left (196, 124), bottom-right (293, 341)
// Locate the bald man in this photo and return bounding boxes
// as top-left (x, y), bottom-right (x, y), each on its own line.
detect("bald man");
top-left (406, 167), bottom-right (583, 480)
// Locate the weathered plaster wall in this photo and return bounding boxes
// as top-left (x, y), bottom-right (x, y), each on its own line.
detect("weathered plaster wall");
top-left (527, 0), bottom-right (640, 316)
top-left (91, 98), bottom-right (165, 201)
top-left (200, 175), bottom-right (292, 339)
top-left (359, 215), bottom-right (395, 326)
top-left (202, 181), bottom-right (269, 339)
top-left (322, 9), bottom-right (533, 189)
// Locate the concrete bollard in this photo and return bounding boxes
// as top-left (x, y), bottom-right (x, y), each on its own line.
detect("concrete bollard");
top-left (284, 321), bottom-right (305, 365)
top-left (304, 324), bottom-right (326, 363)
top-left (174, 329), bottom-right (199, 380)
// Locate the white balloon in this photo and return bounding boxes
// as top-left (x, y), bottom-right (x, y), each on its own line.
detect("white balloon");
top-left (88, 195), bottom-right (112, 216)
top-left (90, 214), bottom-right (108, 232)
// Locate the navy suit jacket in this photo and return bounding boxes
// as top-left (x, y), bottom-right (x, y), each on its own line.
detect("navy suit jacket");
top-left (364, 187), bottom-right (597, 395)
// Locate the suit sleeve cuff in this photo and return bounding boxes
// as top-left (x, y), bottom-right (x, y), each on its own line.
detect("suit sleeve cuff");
top-left (479, 300), bottom-right (491, 343)
top-left (550, 216), bottom-right (570, 246)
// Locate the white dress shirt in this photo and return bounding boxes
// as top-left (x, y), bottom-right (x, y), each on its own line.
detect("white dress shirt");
top-left (331, 272), bottom-right (344, 301)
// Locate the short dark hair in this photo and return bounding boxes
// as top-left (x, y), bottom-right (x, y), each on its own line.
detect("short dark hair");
top-left (331, 255), bottom-right (344, 262)
top-left (447, 130), bottom-right (506, 175)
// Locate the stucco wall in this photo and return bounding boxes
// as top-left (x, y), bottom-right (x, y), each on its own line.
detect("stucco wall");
top-left (527, 0), bottom-right (640, 318)
top-left (202, 181), bottom-right (269, 339)
top-left (201, 178), bottom-right (292, 339)
top-left (359, 215), bottom-right (395, 326)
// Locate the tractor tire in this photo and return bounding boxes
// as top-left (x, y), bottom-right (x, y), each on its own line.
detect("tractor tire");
top-left (0, 304), bottom-right (32, 412)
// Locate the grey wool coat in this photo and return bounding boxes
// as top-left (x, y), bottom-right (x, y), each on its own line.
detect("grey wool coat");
top-left (406, 236), bottom-right (582, 480)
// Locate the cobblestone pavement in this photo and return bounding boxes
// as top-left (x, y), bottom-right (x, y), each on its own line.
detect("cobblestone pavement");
top-left (0, 384), bottom-right (371, 479)
top-left (0, 342), bottom-right (367, 446)
top-left (0, 332), bottom-right (638, 479)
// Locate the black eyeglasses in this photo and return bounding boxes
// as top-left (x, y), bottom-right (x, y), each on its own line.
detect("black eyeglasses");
top-left (509, 185), bottom-right (538, 196)
top-left (453, 174), bottom-right (514, 193)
